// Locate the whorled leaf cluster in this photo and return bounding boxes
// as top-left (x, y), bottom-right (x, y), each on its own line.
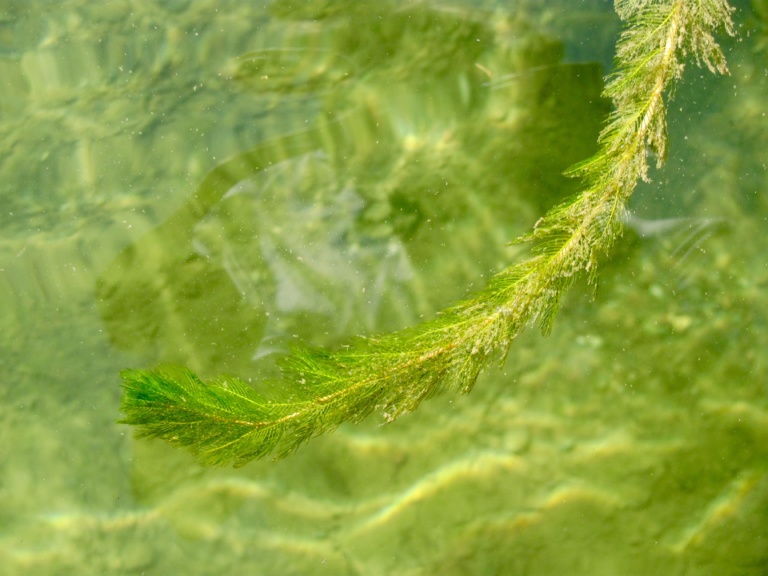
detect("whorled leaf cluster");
top-left (120, 0), bottom-right (734, 467)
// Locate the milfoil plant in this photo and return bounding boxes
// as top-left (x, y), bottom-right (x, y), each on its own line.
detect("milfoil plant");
top-left (120, 0), bottom-right (736, 466)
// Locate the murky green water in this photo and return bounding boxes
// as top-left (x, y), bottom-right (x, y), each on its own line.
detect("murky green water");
top-left (1, 1), bottom-right (766, 574)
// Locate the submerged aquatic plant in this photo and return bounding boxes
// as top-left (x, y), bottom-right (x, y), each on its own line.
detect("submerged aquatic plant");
top-left (119, 0), bottom-right (735, 466)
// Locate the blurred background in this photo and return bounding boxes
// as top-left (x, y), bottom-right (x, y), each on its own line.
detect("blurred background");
top-left (0, 0), bottom-right (766, 574)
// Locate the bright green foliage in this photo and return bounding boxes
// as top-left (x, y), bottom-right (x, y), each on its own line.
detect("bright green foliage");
top-left (120, 0), bottom-right (735, 467)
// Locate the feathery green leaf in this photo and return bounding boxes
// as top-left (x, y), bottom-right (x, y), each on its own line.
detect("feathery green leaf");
top-left (119, 0), bottom-right (735, 466)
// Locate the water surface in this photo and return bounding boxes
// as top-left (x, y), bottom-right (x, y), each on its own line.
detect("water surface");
top-left (1, 1), bottom-right (766, 574)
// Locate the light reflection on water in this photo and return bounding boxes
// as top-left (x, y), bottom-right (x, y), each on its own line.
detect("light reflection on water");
top-left (1, 1), bottom-right (767, 574)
